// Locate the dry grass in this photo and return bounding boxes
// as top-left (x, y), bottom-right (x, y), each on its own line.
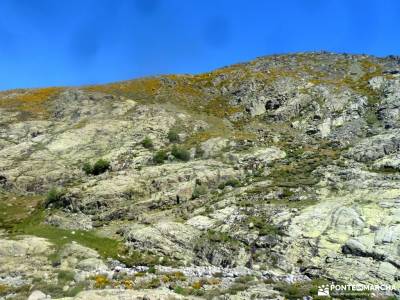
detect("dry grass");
top-left (85, 77), bottom-right (162, 98)
top-left (0, 193), bottom-right (43, 229)
top-left (0, 87), bottom-right (62, 119)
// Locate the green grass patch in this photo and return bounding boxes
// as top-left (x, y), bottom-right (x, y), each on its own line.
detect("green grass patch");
top-left (0, 193), bottom-right (42, 229)
top-left (10, 208), bottom-right (164, 267)
top-left (12, 209), bottom-right (121, 258)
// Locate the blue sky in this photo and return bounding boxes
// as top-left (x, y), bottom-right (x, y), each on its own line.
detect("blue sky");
top-left (0, 0), bottom-right (399, 90)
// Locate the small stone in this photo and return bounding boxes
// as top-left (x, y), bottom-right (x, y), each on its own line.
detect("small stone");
top-left (28, 290), bottom-right (47, 300)
top-left (325, 256), bottom-right (334, 263)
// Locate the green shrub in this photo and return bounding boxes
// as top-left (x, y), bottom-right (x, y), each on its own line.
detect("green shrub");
top-left (168, 128), bottom-right (180, 143)
top-left (57, 270), bottom-right (75, 282)
top-left (227, 283), bottom-right (247, 295)
top-left (139, 278), bottom-right (161, 289)
top-left (171, 145), bottom-right (190, 162)
top-left (195, 144), bottom-right (205, 158)
top-left (174, 286), bottom-right (188, 296)
top-left (153, 150), bottom-right (168, 164)
top-left (148, 266), bottom-right (156, 274)
top-left (204, 206), bottom-right (214, 214)
top-left (83, 159), bottom-right (110, 176)
top-left (192, 185), bottom-right (208, 199)
top-left (141, 137), bottom-right (154, 149)
top-left (92, 159), bottom-right (110, 175)
top-left (274, 280), bottom-right (332, 300)
top-left (218, 178), bottom-right (240, 189)
top-left (206, 230), bottom-right (233, 243)
top-left (82, 162), bottom-right (93, 175)
top-left (248, 216), bottom-right (282, 236)
top-left (234, 275), bottom-right (254, 284)
top-left (173, 285), bottom-right (204, 297)
top-left (45, 187), bottom-right (65, 208)
top-left (64, 283), bottom-right (86, 297)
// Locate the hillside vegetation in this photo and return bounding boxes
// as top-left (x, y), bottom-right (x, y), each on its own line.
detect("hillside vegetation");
top-left (1, 52), bottom-right (400, 299)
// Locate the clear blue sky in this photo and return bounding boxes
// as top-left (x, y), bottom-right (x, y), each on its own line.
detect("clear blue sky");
top-left (0, 0), bottom-right (399, 90)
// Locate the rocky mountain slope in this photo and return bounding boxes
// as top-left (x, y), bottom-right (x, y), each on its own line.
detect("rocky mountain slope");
top-left (1, 52), bottom-right (400, 299)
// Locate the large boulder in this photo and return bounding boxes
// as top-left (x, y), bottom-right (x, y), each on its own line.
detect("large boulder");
top-left (123, 222), bottom-right (199, 262)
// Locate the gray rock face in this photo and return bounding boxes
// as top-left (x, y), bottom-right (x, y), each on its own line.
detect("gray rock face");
top-left (123, 221), bottom-right (199, 263)
top-left (331, 207), bottom-right (365, 235)
top-left (346, 130), bottom-right (400, 162)
top-left (0, 236), bottom-right (55, 290)
top-left (370, 76), bottom-right (400, 128)
top-left (45, 212), bottom-right (93, 231)
top-left (200, 137), bottom-right (230, 158)
top-left (76, 258), bottom-right (108, 272)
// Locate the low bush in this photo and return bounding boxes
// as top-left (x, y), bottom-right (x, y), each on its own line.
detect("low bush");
top-left (168, 128), bottom-right (180, 143)
top-left (192, 185), bottom-right (208, 199)
top-left (174, 285), bottom-right (204, 297)
top-left (274, 280), bottom-right (331, 300)
top-left (44, 187), bottom-right (65, 208)
top-left (153, 150), bottom-right (168, 164)
top-left (92, 159), bottom-right (111, 175)
top-left (141, 137), bottom-right (154, 149)
top-left (82, 162), bottom-right (93, 175)
top-left (227, 283), bottom-right (247, 295)
top-left (248, 216), bottom-right (282, 236)
top-left (206, 230), bottom-right (233, 243)
top-left (218, 178), bottom-right (240, 189)
top-left (137, 278), bottom-right (161, 289)
top-left (195, 144), bottom-right (205, 158)
top-left (192, 280), bottom-right (203, 289)
top-left (82, 159), bottom-right (110, 176)
top-left (234, 275), bottom-right (254, 284)
top-left (93, 274), bottom-right (109, 289)
top-left (57, 270), bottom-right (75, 282)
top-left (163, 271), bottom-right (187, 282)
top-left (171, 145), bottom-right (190, 162)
